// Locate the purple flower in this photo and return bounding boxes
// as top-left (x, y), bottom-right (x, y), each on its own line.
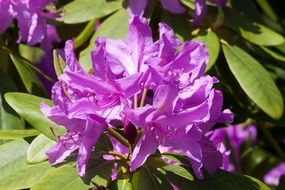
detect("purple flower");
top-left (264, 163), bottom-right (285, 186)
top-left (0, 0), bottom-right (57, 49)
top-left (193, 0), bottom-right (227, 25)
top-left (210, 125), bottom-right (257, 172)
top-left (128, 0), bottom-right (185, 15)
top-left (42, 16), bottom-right (233, 180)
top-left (41, 40), bottom-right (143, 176)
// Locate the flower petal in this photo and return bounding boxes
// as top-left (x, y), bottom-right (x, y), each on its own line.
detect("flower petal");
top-left (77, 115), bottom-right (106, 176)
top-left (128, 0), bottom-right (148, 15)
top-left (130, 131), bottom-right (159, 171)
top-left (160, 0), bottom-right (185, 13)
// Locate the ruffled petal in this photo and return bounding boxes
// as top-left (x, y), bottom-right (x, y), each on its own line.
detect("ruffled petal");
top-left (77, 115), bottom-right (106, 176)
top-left (130, 131), bottom-right (159, 171)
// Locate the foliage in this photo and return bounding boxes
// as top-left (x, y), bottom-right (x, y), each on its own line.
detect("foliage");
top-left (1, 0), bottom-right (285, 189)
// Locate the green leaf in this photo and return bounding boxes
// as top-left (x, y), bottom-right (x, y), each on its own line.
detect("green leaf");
top-left (31, 164), bottom-right (90, 190)
top-left (0, 130), bottom-right (39, 139)
top-left (180, 0), bottom-right (195, 9)
top-left (162, 165), bottom-right (193, 181)
top-left (132, 166), bottom-right (160, 190)
top-left (0, 162), bottom-right (55, 190)
top-left (0, 140), bottom-right (29, 181)
top-left (5, 93), bottom-right (65, 140)
top-left (256, 0), bottom-right (278, 22)
top-left (109, 179), bottom-right (133, 190)
top-left (193, 29), bottom-right (220, 71)
top-left (19, 44), bottom-right (45, 63)
top-left (187, 170), bottom-right (271, 190)
top-left (53, 49), bottom-right (66, 77)
top-left (31, 158), bottom-right (113, 190)
top-left (0, 66), bottom-right (24, 144)
top-left (224, 8), bottom-right (284, 46)
top-left (27, 134), bottom-right (55, 164)
top-left (260, 46), bottom-right (285, 62)
top-left (222, 43), bottom-right (284, 119)
top-left (10, 55), bottom-right (47, 96)
top-left (79, 9), bottom-right (129, 71)
top-left (62, 0), bottom-right (123, 24)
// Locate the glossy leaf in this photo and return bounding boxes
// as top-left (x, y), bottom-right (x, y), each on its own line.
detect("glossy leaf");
top-left (132, 166), bottom-right (160, 190)
top-left (27, 134), bottom-right (55, 164)
top-left (193, 29), bottom-right (220, 71)
top-left (222, 43), bottom-right (284, 119)
top-left (0, 162), bottom-right (54, 190)
top-left (0, 140), bottom-right (29, 180)
top-left (188, 170), bottom-right (271, 190)
top-left (62, 0), bottom-right (123, 24)
top-left (0, 66), bottom-right (24, 137)
top-left (109, 179), bottom-right (133, 190)
top-left (10, 55), bottom-right (47, 96)
top-left (260, 46), bottom-right (285, 62)
top-left (224, 8), bottom-right (284, 46)
top-left (79, 9), bottom-right (129, 71)
top-left (5, 93), bottom-right (65, 140)
top-left (0, 130), bottom-right (39, 139)
top-left (31, 164), bottom-right (90, 190)
top-left (31, 158), bottom-right (113, 189)
top-left (162, 165), bottom-right (193, 181)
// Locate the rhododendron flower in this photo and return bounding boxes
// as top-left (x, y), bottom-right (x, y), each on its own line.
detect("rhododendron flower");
top-left (41, 15), bottom-right (233, 179)
top-left (0, 0), bottom-right (57, 48)
top-left (128, 0), bottom-right (185, 15)
top-left (264, 163), bottom-right (285, 186)
top-left (211, 125), bottom-right (257, 172)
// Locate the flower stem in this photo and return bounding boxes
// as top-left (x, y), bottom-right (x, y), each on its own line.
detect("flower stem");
top-left (74, 19), bottom-right (97, 49)
top-left (107, 127), bottom-right (131, 148)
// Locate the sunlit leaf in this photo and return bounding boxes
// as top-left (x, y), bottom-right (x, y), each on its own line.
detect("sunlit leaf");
top-left (222, 43), bottom-right (284, 119)
top-left (224, 8), bottom-right (284, 46)
top-left (0, 162), bottom-right (54, 190)
top-left (0, 130), bottom-right (39, 139)
top-left (193, 29), bottom-right (220, 71)
top-left (27, 134), bottom-right (55, 164)
top-left (5, 93), bottom-right (65, 140)
top-left (62, 0), bottom-right (123, 24)
top-left (0, 140), bottom-right (29, 180)
top-left (79, 9), bottom-right (129, 71)
top-left (10, 55), bottom-right (46, 96)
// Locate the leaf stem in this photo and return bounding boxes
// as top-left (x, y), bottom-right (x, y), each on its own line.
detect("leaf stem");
top-left (107, 127), bottom-right (131, 148)
top-left (74, 19), bottom-right (97, 49)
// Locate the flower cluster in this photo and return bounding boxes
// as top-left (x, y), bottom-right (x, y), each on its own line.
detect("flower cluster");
top-left (0, 0), bottom-right (57, 50)
top-left (41, 15), bottom-right (233, 179)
